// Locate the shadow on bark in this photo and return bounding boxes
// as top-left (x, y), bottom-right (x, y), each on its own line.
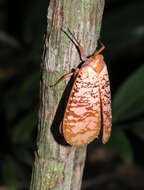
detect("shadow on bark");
top-left (50, 74), bottom-right (75, 146)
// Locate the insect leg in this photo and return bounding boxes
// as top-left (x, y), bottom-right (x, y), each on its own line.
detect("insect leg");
top-left (73, 68), bottom-right (79, 77)
top-left (49, 72), bottom-right (73, 87)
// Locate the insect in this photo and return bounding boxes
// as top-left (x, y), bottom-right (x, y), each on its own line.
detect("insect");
top-left (50, 27), bottom-right (112, 146)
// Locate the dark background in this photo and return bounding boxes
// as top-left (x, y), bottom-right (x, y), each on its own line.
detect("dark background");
top-left (0, 0), bottom-right (144, 189)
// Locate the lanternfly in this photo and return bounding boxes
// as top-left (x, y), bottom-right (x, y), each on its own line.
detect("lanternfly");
top-left (50, 27), bottom-right (112, 146)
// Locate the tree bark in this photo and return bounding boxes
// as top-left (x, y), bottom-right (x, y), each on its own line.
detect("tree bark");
top-left (30, 0), bottom-right (105, 189)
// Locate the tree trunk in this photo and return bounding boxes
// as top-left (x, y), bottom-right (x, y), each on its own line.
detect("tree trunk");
top-left (30, 0), bottom-right (105, 189)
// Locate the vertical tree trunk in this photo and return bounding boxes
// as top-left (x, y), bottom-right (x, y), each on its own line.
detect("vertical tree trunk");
top-left (30, 0), bottom-right (105, 189)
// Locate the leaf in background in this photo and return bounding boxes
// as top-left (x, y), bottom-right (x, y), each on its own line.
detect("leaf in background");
top-left (19, 71), bottom-right (40, 94)
top-left (102, 1), bottom-right (144, 49)
top-left (1, 158), bottom-right (20, 189)
top-left (0, 31), bottom-right (20, 48)
top-left (112, 64), bottom-right (144, 123)
top-left (131, 119), bottom-right (144, 140)
top-left (12, 112), bottom-right (37, 144)
top-left (4, 71), bottom-right (39, 121)
top-left (107, 128), bottom-right (133, 163)
top-left (22, 0), bottom-right (48, 43)
top-left (13, 147), bottom-right (33, 166)
top-left (21, 0), bottom-right (49, 58)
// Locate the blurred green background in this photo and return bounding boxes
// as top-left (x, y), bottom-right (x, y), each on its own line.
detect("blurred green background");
top-left (0, 0), bottom-right (144, 189)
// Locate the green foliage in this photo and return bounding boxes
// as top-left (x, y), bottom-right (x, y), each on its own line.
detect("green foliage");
top-left (4, 72), bottom-right (39, 121)
top-left (0, 0), bottom-right (45, 188)
top-left (109, 64), bottom-right (144, 163)
top-left (22, 0), bottom-right (48, 56)
top-left (113, 64), bottom-right (144, 122)
top-left (107, 128), bottom-right (133, 163)
top-left (131, 119), bottom-right (144, 140)
top-left (1, 71), bottom-right (39, 188)
top-left (12, 113), bottom-right (36, 144)
top-left (0, 31), bottom-right (20, 48)
top-left (13, 146), bottom-right (34, 166)
top-left (2, 158), bottom-right (20, 189)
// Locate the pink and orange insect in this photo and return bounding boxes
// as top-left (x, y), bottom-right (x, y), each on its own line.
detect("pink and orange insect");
top-left (51, 28), bottom-right (112, 146)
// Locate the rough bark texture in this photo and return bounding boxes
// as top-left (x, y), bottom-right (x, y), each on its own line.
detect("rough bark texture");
top-left (30, 0), bottom-right (105, 189)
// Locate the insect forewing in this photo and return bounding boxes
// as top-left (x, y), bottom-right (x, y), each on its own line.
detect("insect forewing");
top-left (63, 66), bottom-right (101, 146)
top-left (98, 63), bottom-right (112, 144)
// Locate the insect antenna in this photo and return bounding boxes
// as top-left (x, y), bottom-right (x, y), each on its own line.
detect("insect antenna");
top-left (61, 26), bottom-right (87, 62)
top-left (61, 28), bottom-right (78, 49)
top-left (98, 39), bottom-right (104, 47)
top-left (94, 39), bottom-right (105, 56)
top-left (67, 27), bottom-right (81, 47)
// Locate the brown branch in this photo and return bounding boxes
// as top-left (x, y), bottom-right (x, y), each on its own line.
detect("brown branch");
top-left (30, 0), bottom-right (105, 189)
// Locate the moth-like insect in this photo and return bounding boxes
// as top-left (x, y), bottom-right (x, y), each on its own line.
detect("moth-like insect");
top-left (50, 28), bottom-right (112, 146)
